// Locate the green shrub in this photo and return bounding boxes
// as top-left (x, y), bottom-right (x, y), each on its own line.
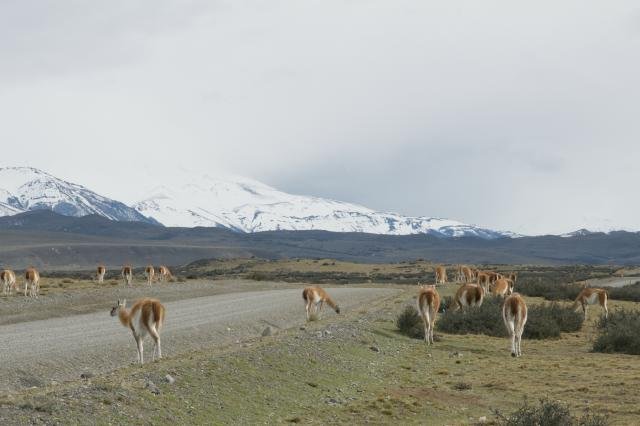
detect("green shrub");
top-left (593, 309), bottom-right (640, 355)
top-left (437, 298), bottom-right (583, 340)
top-left (437, 297), bottom-right (506, 337)
top-left (516, 279), bottom-right (582, 301)
top-left (396, 306), bottom-right (424, 339)
top-left (524, 303), bottom-right (583, 339)
top-left (606, 281), bottom-right (640, 302)
top-left (495, 399), bottom-right (608, 426)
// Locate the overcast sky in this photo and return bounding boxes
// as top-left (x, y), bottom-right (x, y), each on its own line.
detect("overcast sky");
top-left (1, 1), bottom-right (639, 235)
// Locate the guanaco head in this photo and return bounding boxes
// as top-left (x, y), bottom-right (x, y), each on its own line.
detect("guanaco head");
top-left (110, 299), bottom-right (126, 316)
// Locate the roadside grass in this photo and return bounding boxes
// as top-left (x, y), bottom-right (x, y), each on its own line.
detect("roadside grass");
top-left (2, 286), bottom-right (639, 425)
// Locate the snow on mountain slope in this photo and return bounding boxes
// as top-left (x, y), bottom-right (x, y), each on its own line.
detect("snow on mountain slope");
top-left (132, 173), bottom-right (511, 238)
top-left (0, 167), bottom-right (155, 223)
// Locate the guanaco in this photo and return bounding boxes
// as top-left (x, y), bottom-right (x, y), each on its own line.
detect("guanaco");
top-left (96, 265), bottom-right (106, 283)
top-left (302, 286), bottom-right (340, 320)
top-left (122, 265), bottom-right (133, 286)
top-left (110, 298), bottom-right (165, 364)
top-left (1, 269), bottom-right (16, 295)
top-left (158, 265), bottom-right (172, 282)
top-left (417, 285), bottom-right (440, 345)
top-left (452, 283), bottom-right (484, 311)
top-left (434, 266), bottom-right (447, 285)
top-left (144, 265), bottom-right (155, 286)
top-left (493, 278), bottom-right (514, 297)
top-left (25, 267), bottom-right (40, 298)
top-left (573, 288), bottom-right (608, 320)
top-left (502, 293), bottom-right (528, 357)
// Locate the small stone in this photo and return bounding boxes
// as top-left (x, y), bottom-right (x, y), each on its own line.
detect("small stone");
top-left (316, 331), bottom-right (323, 338)
top-left (478, 416), bottom-right (487, 424)
top-left (261, 326), bottom-right (272, 337)
top-left (299, 326), bottom-right (306, 331)
top-left (323, 330), bottom-right (332, 337)
top-left (80, 372), bottom-right (94, 379)
top-left (369, 346), bottom-right (380, 353)
top-left (164, 374), bottom-right (175, 385)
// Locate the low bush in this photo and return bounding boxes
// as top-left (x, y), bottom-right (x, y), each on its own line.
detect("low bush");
top-left (593, 309), bottom-right (640, 355)
top-left (437, 297), bottom-right (506, 337)
top-left (605, 281), bottom-right (640, 302)
top-left (525, 303), bottom-right (584, 339)
top-left (516, 279), bottom-right (582, 301)
top-left (396, 306), bottom-right (424, 339)
top-left (495, 399), bottom-right (608, 426)
top-left (436, 298), bottom-right (583, 340)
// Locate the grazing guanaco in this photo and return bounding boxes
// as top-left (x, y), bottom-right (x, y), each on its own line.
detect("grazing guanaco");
top-left (122, 265), bottom-right (133, 287)
top-left (452, 283), bottom-right (484, 311)
top-left (25, 267), bottom-right (40, 298)
top-left (110, 298), bottom-right (165, 364)
top-left (417, 285), bottom-right (440, 345)
top-left (434, 266), bottom-right (447, 285)
top-left (573, 288), bottom-right (608, 319)
top-left (96, 265), bottom-right (106, 283)
top-left (144, 265), bottom-right (155, 286)
top-left (486, 271), bottom-right (502, 289)
top-left (455, 265), bottom-right (465, 283)
top-left (502, 293), bottom-right (527, 357)
top-left (302, 286), bottom-right (340, 320)
top-left (477, 272), bottom-right (491, 294)
top-left (157, 265), bottom-right (172, 282)
top-left (1, 269), bottom-right (16, 295)
top-left (493, 278), bottom-right (514, 297)
top-left (462, 266), bottom-right (474, 283)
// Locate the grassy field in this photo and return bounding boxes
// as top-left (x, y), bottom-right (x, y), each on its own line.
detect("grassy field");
top-left (2, 276), bottom-right (639, 425)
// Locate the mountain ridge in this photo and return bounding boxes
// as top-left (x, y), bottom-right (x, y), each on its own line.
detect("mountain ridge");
top-left (0, 167), bottom-right (156, 224)
top-left (0, 167), bottom-right (512, 239)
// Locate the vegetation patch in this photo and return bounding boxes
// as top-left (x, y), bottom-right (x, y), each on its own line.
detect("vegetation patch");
top-left (593, 309), bottom-right (640, 355)
top-left (494, 399), bottom-right (608, 426)
top-left (516, 280), bottom-right (582, 301)
top-left (433, 298), bottom-right (583, 340)
top-left (396, 305), bottom-right (424, 339)
top-left (605, 281), bottom-right (640, 302)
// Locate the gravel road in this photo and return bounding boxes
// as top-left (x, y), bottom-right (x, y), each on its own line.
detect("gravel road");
top-left (0, 287), bottom-right (396, 392)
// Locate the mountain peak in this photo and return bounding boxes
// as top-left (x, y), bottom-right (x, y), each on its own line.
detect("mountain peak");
top-left (0, 166), bottom-right (157, 224)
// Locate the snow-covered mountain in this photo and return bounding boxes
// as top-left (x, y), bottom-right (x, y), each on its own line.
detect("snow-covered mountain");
top-left (0, 167), bottom-right (155, 223)
top-left (0, 167), bottom-right (515, 238)
top-left (560, 229), bottom-right (597, 238)
top-left (132, 174), bottom-right (513, 238)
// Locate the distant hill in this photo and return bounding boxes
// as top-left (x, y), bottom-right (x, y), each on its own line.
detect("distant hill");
top-left (0, 211), bottom-right (638, 270)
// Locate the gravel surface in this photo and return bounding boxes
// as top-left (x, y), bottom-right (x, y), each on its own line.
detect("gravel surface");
top-left (0, 286), bottom-right (397, 392)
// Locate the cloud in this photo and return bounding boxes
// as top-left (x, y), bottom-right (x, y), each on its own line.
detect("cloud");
top-left (0, 1), bottom-right (638, 235)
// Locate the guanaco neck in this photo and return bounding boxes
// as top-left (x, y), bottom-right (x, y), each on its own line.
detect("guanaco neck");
top-left (118, 308), bottom-right (131, 328)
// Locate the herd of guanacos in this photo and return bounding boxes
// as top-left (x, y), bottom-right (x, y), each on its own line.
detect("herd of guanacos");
top-left (0, 263), bottom-right (611, 362)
